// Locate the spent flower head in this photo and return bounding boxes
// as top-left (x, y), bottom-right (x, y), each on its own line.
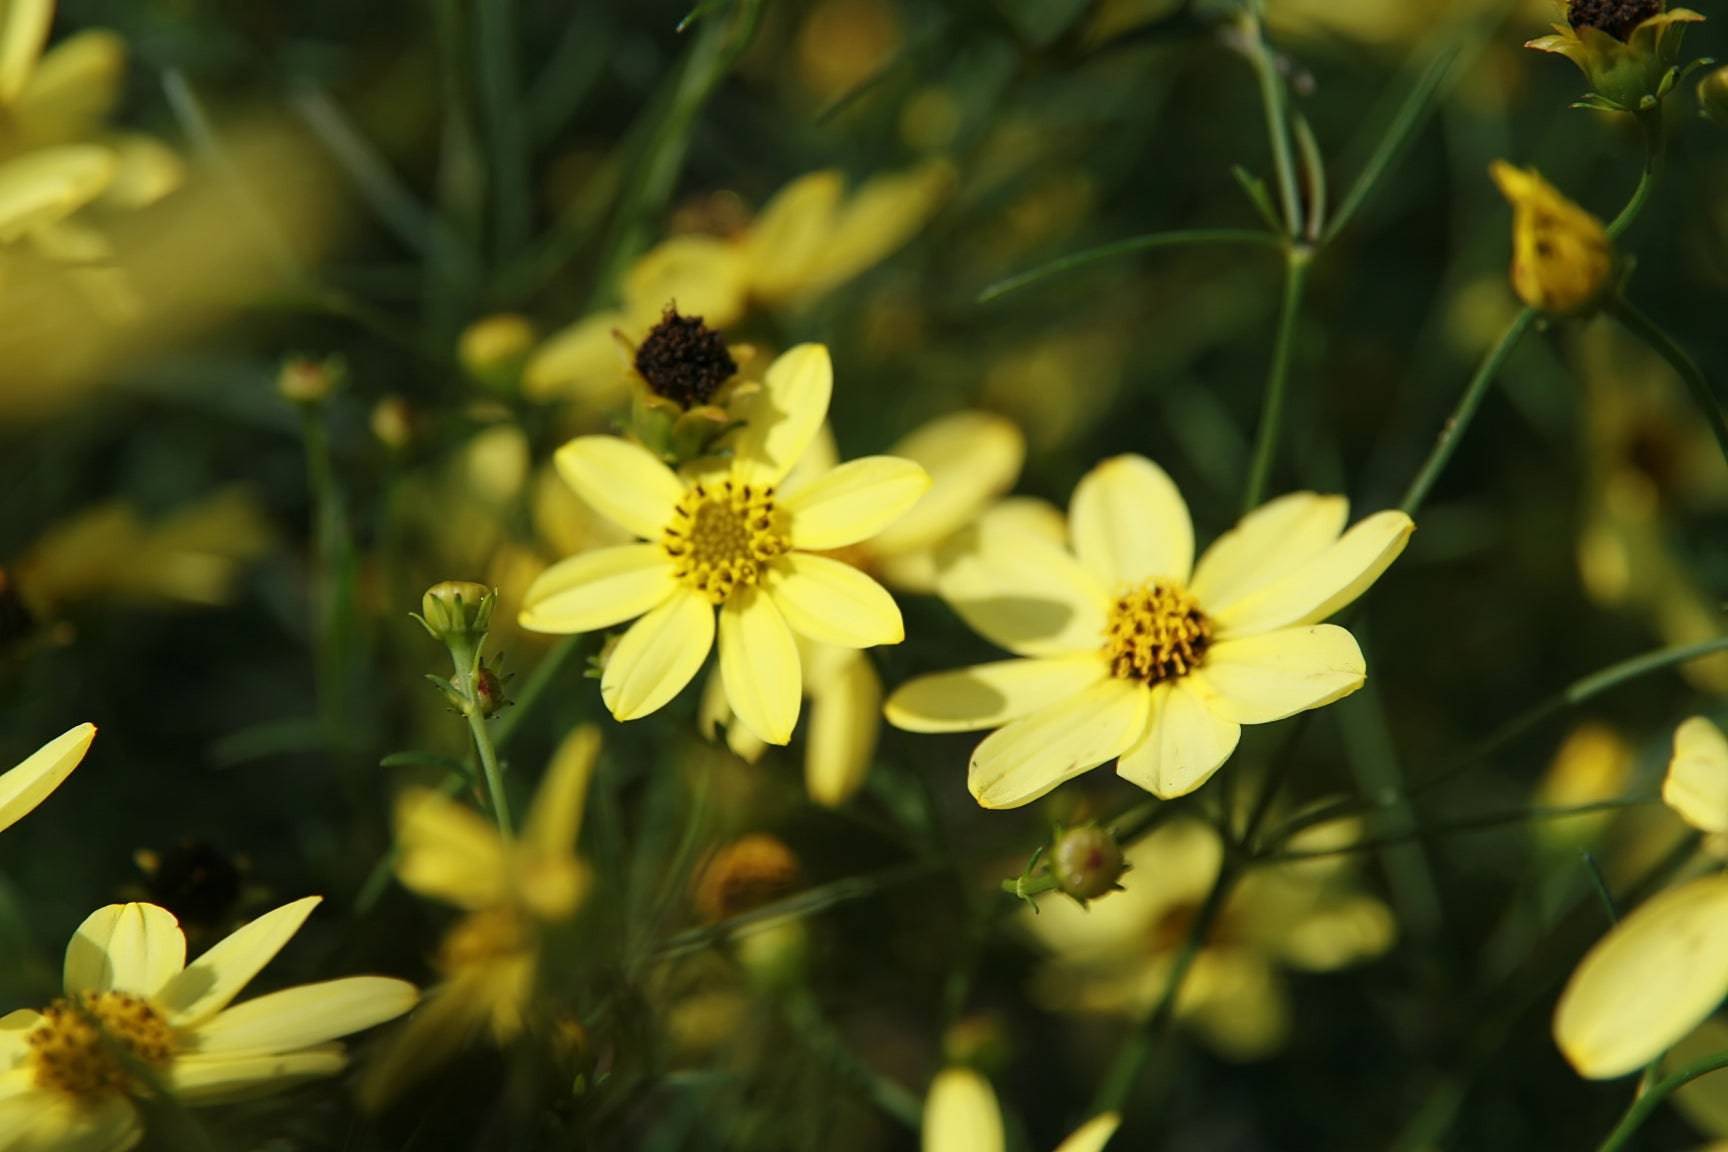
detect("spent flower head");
top-left (1490, 162), bottom-right (1613, 317)
top-left (1528, 0), bottom-right (1706, 113)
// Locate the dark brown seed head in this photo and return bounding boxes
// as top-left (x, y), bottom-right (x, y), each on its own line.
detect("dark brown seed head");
top-left (1568, 0), bottom-right (1662, 41)
top-left (634, 305), bottom-right (737, 409)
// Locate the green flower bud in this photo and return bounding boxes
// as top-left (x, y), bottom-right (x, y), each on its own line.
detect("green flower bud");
top-left (1050, 824), bottom-right (1126, 902)
top-left (277, 355), bottom-right (345, 404)
top-left (417, 581), bottom-right (496, 646)
top-left (459, 314), bottom-right (536, 395)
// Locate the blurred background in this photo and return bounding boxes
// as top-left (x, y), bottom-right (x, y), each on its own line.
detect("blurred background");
top-left (3, 0), bottom-right (1728, 1148)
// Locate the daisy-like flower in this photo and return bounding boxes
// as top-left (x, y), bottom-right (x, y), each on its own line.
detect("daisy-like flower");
top-left (0, 898), bottom-right (416, 1151)
top-left (923, 1066), bottom-right (1119, 1152)
top-left (1528, 0), bottom-right (1705, 112)
top-left (0, 723), bottom-right (93, 835)
top-left (519, 345), bottom-right (929, 745)
top-left (886, 455), bottom-right (1412, 807)
top-left (699, 412), bottom-right (1025, 805)
top-left (360, 725), bottom-right (597, 1108)
top-left (1489, 162), bottom-right (1612, 317)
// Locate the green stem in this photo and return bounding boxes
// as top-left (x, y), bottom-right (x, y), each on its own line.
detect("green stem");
top-left (1399, 307), bottom-right (1536, 516)
top-left (1239, 10), bottom-right (1302, 235)
top-left (300, 406), bottom-right (360, 742)
top-left (1258, 796), bottom-right (1655, 862)
top-left (1606, 110), bottom-right (1663, 241)
top-left (1243, 246), bottom-right (1312, 513)
top-left (1326, 44), bottom-right (1459, 243)
top-left (1609, 296), bottom-right (1728, 470)
top-left (466, 706), bottom-right (513, 839)
top-left (1596, 1047), bottom-right (1728, 1152)
top-left (977, 228), bottom-right (1282, 303)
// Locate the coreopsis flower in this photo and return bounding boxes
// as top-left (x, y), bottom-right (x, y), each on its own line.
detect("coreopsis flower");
top-left (523, 162), bottom-right (952, 405)
top-left (0, 723), bottom-right (92, 835)
top-left (359, 726), bottom-right (598, 1107)
top-left (1528, 0), bottom-right (1705, 113)
top-left (0, 898), bottom-right (416, 1149)
top-left (519, 345), bottom-right (929, 746)
top-left (887, 456), bottom-right (1412, 807)
top-left (1489, 162), bottom-right (1613, 316)
top-left (1025, 818), bottom-right (1395, 1061)
top-left (923, 1067), bottom-right (1119, 1152)
top-left (1554, 872), bottom-right (1728, 1077)
top-left (699, 413), bottom-right (1024, 805)
top-left (1663, 716), bottom-right (1728, 834)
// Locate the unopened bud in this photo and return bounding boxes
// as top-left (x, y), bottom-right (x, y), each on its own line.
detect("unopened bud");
top-left (1050, 824), bottom-right (1126, 901)
top-left (417, 580), bottom-right (496, 646)
top-left (371, 395), bottom-right (415, 451)
top-left (460, 314), bottom-right (536, 394)
top-left (692, 834), bottom-right (801, 924)
top-left (278, 355), bottom-right (344, 404)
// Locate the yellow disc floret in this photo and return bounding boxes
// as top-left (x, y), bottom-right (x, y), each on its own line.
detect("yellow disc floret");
top-left (1103, 581), bottom-right (1213, 684)
top-left (663, 478), bottom-right (789, 603)
top-left (27, 992), bottom-right (176, 1098)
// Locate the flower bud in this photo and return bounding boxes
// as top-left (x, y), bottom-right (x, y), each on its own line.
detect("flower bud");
top-left (1489, 162), bottom-right (1613, 317)
top-left (1700, 64), bottom-right (1728, 123)
top-left (460, 314), bottom-right (536, 394)
top-left (417, 580), bottom-right (496, 646)
top-left (371, 395), bottom-right (415, 451)
top-left (1050, 823), bottom-right (1126, 901)
top-left (277, 355), bottom-right (344, 404)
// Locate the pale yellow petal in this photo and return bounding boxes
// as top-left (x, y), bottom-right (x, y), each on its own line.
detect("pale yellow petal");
top-left (15, 29), bottom-right (124, 145)
top-left (63, 903), bottom-right (184, 998)
top-left (95, 134), bottom-right (181, 209)
top-left (1665, 716), bottom-right (1728, 834)
top-left (745, 170), bottom-right (843, 305)
top-left (1210, 511), bottom-right (1413, 636)
top-left (157, 897), bottom-right (321, 1026)
top-left (553, 436), bottom-right (682, 540)
top-left (769, 554), bottom-right (903, 648)
top-left (522, 311), bottom-right (629, 402)
top-left (169, 1044), bottom-right (346, 1104)
top-left (968, 678), bottom-right (1148, 809)
top-left (922, 1067), bottom-right (1005, 1152)
top-left (1053, 1114), bottom-right (1122, 1152)
top-left (937, 516), bottom-right (1108, 658)
top-left (871, 411), bottom-right (1024, 556)
top-left (1554, 875), bottom-right (1728, 1079)
top-left (0, 0), bottom-right (52, 106)
top-left (1189, 493), bottom-right (1346, 609)
top-left (0, 1092), bottom-right (140, 1152)
top-left (193, 977), bottom-right (418, 1055)
top-left (0, 144), bottom-right (114, 240)
top-left (524, 725), bottom-right (600, 858)
top-left (779, 422), bottom-right (841, 498)
top-left (885, 656), bottom-right (1106, 734)
top-left (622, 234), bottom-right (748, 329)
top-left (783, 455), bottom-right (930, 550)
top-left (728, 343), bottom-right (833, 485)
top-left (720, 586), bottom-right (802, 746)
top-left (1116, 680), bottom-right (1241, 799)
top-left (805, 650), bottom-right (880, 807)
top-left (0, 722), bottom-right (93, 834)
top-left (1070, 454), bottom-right (1194, 588)
top-left (1196, 625), bottom-right (1365, 725)
top-left (804, 160), bottom-right (953, 299)
top-left (393, 790), bottom-right (510, 911)
top-left (0, 1009), bottom-right (39, 1069)
top-left (518, 544), bottom-right (676, 634)
top-left (601, 589), bottom-right (715, 721)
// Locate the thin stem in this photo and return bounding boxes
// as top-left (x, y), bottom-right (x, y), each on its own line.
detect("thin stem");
top-left (1243, 246), bottom-right (1312, 513)
top-left (1606, 110), bottom-right (1664, 241)
top-left (1609, 296), bottom-right (1728, 470)
top-left (1399, 307), bottom-right (1536, 516)
top-left (977, 228), bottom-right (1282, 304)
top-left (300, 407), bottom-right (360, 742)
top-left (466, 706), bottom-right (513, 839)
top-left (1257, 796), bottom-right (1655, 862)
top-left (1239, 11), bottom-right (1302, 235)
top-left (1326, 45), bottom-right (1459, 243)
top-left (1596, 1047), bottom-right (1728, 1152)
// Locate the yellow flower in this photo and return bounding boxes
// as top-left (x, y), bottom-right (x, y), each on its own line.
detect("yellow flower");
top-left (0, 899), bottom-right (416, 1149)
top-left (923, 1066), bottom-right (1119, 1152)
top-left (1664, 716), bottom-right (1728, 834)
top-left (699, 412), bottom-right (1025, 805)
top-left (1024, 818), bottom-right (1395, 1061)
top-left (0, 722), bottom-right (92, 835)
top-left (1527, 1), bottom-right (1704, 112)
top-left (523, 162), bottom-right (951, 404)
top-left (1532, 723), bottom-right (1634, 850)
top-left (360, 726), bottom-right (598, 1107)
top-left (1489, 162), bottom-right (1613, 317)
top-left (887, 457), bottom-right (1412, 807)
top-left (519, 345), bottom-right (929, 745)
top-left (1554, 873), bottom-right (1728, 1078)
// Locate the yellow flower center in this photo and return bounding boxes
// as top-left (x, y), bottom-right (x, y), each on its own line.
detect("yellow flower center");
top-left (438, 908), bottom-right (533, 973)
top-left (27, 992), bottom-right (176, 1099)
top-left (662, 478), bottom-right (789, 604)
top-left (1103, 581), bottom-right (1213, 684)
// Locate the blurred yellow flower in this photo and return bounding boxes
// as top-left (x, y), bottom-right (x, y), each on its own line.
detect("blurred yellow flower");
top-left (1533, 722), bottom-right (1634, 850)
top-left (524, 162), bottom-right (952, 404)
top-left (1025, 818), bottom-right (1395, 1061)
top-left (1665, 716), bottom-right (1728, 834)
top-left (887, 458), bottom-right (1412, 808)
top-left (1554, 873), bottom-right (1728, 1078)
top-left (0, 722), bottom-right (92, 835)
top-left (699, 412), bottom-right (1024, 805)
top-left (1527, 1), bottom-right (1703, 111)
top-left (923, 1066), bottom-right (1119, 1152)
top-left (1489, 161), bottom-right (1612, 316)
top-left (520, 345), bottom-right (928, 746)
top-left (0, 898), bottom-right (416, 1149)
top-left (361, 725), bottom-right (599, 1108)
